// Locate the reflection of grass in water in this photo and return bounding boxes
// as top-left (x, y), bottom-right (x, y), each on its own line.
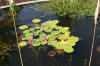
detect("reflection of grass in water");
top-left (84, 58), bottom-right (88, 66)
top-left (67, 55), bottom-right (72, 66)
top-left (0, 41), bottom-right (13, 65)
top-left (29, 45), bottom-right (48, 60)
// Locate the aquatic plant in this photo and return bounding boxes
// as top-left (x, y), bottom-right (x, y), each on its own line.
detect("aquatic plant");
top-left (32, 19), bottom-right (41, 23)
top-left (19, 25), bottom-right (28, 30)
top-left (35, 0), bottom-right (97, 18)
top-left (18, 41), bottom-right (27, 47)
top-left (18, 19), bottom-right (79, 53)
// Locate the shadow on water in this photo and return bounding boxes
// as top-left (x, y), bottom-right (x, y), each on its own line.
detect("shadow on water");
top-left (0, 3), bottom-right (100, 66)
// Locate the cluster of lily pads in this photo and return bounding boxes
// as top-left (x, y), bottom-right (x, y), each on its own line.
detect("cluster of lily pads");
top-left (18, 19), bottom-right (79, 53)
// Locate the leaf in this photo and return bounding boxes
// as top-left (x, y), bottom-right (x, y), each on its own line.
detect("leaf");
top-left (29, 28), bottom-right (35, 31)
top-left (52, 20), bottom-right (59, 24)
top-left (41, 41), bottom-right (47, 45)
top-left (33, 32), bottom-right (39, 36)
top-left (48, 41), bottom-right (53, 45)
top-left (33, 42), bottom-right (40, 47)
top-left (23, 30), bottom-right (30, 34)
top-left (68, 36), bottom-right (79, 42)
top-left (25, 33), bottom-right (33, 40)
top-left (45, 29), bottom-right (53, 32)
top-left (38, 38), bottom-right (44, 41)
top-left (19, 25), bottom-right (28, 30)
top-left (22, 37), bottom-right (26, 40)
top-left (54, 43), bottom-right (63, 49)
top-left (39, 33), bottom-right (46, 38)
top-left (18, 41), bottom-right (27, 47)
top-left (35, 26), bottom-right (40, 29)
top-left (32, 19), bottom-right (41, 23)
top-left (64, 47), bottom-right (74, 53)
top-left (58, 34), bottom-right (69, 40)
top-left (56, 26), bottom-right (62, 30)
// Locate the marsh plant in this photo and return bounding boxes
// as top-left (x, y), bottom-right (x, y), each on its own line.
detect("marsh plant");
top-left (18, 19), bottom-right (79, 53)
top-left (37, 0), bottom-right (97, 18)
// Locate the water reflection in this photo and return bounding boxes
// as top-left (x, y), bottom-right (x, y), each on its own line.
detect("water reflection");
top-left (0, 3), bottom-right (100, 66)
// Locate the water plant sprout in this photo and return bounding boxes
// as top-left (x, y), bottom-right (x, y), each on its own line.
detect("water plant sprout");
top-left (19, 19), bottom-right (79, 53)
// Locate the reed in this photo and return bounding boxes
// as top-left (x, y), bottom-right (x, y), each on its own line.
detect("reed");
top-left (88, 0), bottom-right (100, 66)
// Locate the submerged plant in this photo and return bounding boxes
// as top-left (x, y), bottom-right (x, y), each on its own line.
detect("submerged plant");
top-left (18, 19), bottom-right (79, 53)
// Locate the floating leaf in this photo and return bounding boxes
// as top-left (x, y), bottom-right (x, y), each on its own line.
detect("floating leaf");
top-left (54, 43), bottom-right (63, 49)
top-left (66, 41), bottom-right (76, 46)
top-left (32, 19), bottom-right (41, 23)
top-left (68, 36), bottom-right (79, 42)
top-left (22, 37), bottom-right (26, 40)
top-left (33, 42), bottom-right (40, 47)
top-left (52, 20), bottom-right (59, 24)
top-left (41, 41), bottom-right (47, 45)
top-left (39, 33), bottom-right (46, 38)
top-left (58, 34), bottom-right (69, 40)
top-left (18, 41), bottom-right (27, 47)
top-left (35, 26), bottom-right (40, 29)
top-left (23, 30), bottom-right (30, 34)
top-left (64, 46), bottom-right (74, 53)
top-left (65, 27), bottom-right (70, 30)
top-left (19, 25), bottom-right (28, 30)
top-left (29, 28), bottom-right (35, 31)
top-left (25, 34), bottom-right (33, 40)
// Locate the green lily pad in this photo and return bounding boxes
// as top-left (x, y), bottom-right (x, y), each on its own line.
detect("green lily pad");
top-left (23, 30), bottom-right (30, 34)
top-left (19, 25), bottom-right (28, 30)
top-left (41, 41), bottom-right (47, 45)
top-left (32, 19), bottom-right (41, 23)
top-left (33, 42), bottom-right (40, 47)
top-left (18, 41), bottom-right (27, 47)
top-left (68, 36), bottom-right (79, 42)
top-left (64, 47), bottom-right (74, 53)
top-left (22, 37), bottom-right (26, 40)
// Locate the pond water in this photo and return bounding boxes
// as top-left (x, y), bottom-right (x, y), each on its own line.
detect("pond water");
top-left (0, 3), bottom-right (100, 66)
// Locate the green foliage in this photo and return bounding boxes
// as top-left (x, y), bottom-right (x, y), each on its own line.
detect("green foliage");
top-left (50, 0), bottom-right (97, 17)
top-left (19, 19), bottom-right (79, 53)
top-left (36, 0), bottom-right (97, 17)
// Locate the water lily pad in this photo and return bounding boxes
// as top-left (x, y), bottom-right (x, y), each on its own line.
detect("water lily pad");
top-left (52, 20), bottom-right (59, 24)
top-left (23, 30), bottom-right (30, 34)
top-left (32, 19), bottom-right (41, 23)
top-left (64, 47), bottom-right (74, 53)
top-left (19, 25), bottom-right (28, 30)
top-left (41, 41), bottom-right (47, 45)
top-left (22, 37), bottom-right (26, 40)
top-left (18, 41), bottom-right (27, 47)
top-left (68, 36), bottom-right (79, 42)
top-left (33, 42), bottom-right (40, 47)
top-left (29, 28), bottom-right (35, 31)
top-left (66, 41), bottom-right (76, 46)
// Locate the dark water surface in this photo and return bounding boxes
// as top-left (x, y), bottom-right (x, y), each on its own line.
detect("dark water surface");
top-left (0, 3), bottom-right (100, 66)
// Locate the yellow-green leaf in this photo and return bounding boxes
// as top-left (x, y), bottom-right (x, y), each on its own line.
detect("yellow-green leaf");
top-left (19, 25), bottom-right (28, 30)
top-left (68, 36), bottom-right (79, 42)
top-left (18, 41), bottom-right (27, 47)
top-left (64, 47), bottom-right (74, 53)
top-left (32, 19), bottom-right (41, 23)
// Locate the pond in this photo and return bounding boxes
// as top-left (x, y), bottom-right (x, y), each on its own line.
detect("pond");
top-left (0, 2), bottom-right (100, 66)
